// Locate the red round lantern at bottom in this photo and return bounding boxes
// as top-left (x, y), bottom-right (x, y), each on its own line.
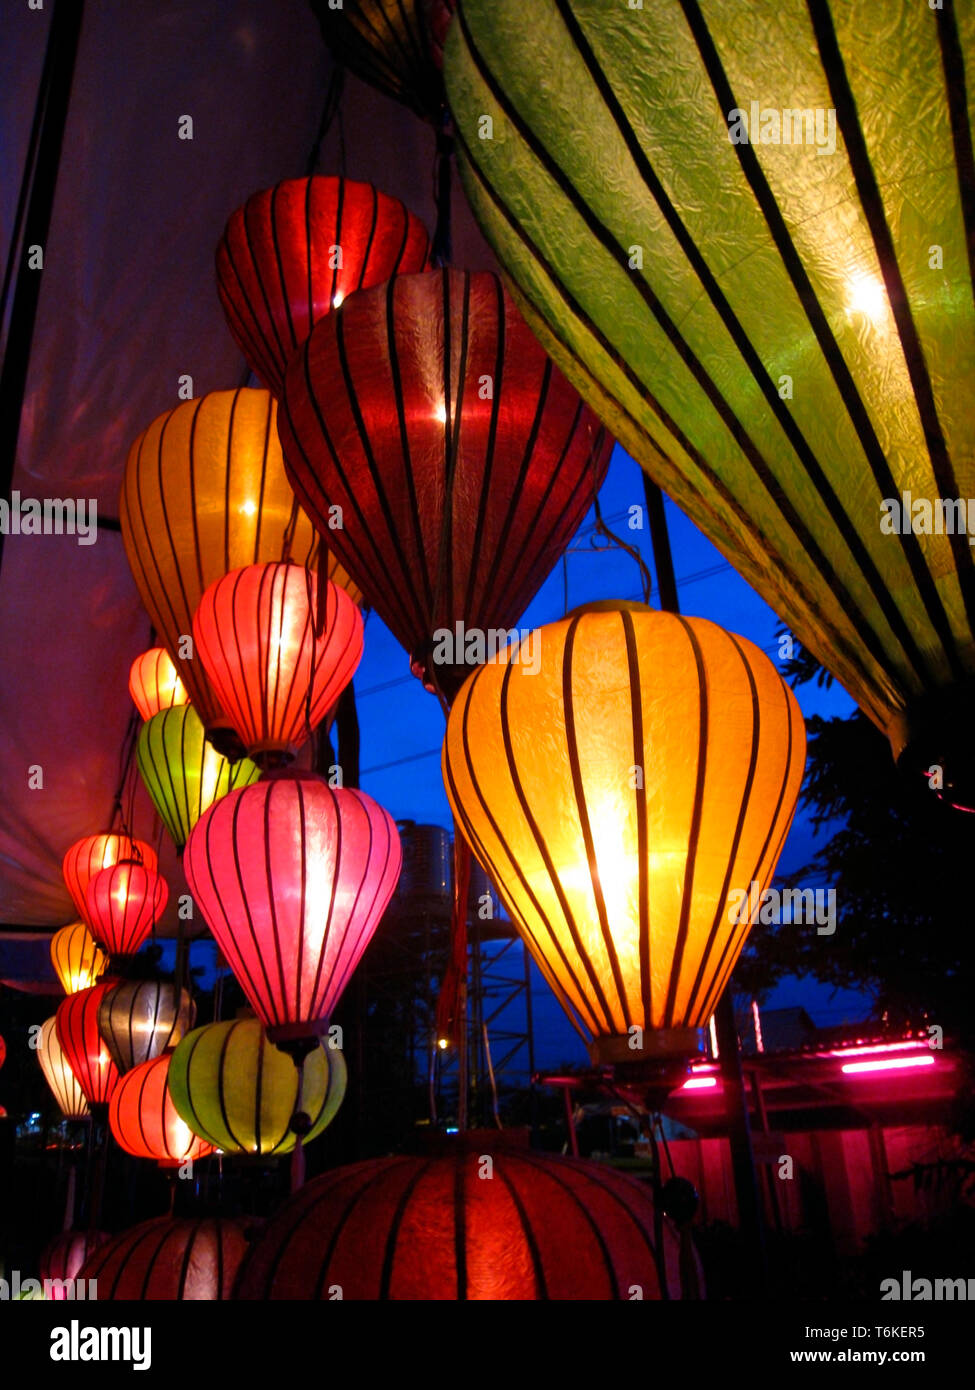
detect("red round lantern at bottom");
top-left (78, 1218), bottom-right (249, 1300)
top-left (233, 1142), bottom-right (682, 1299)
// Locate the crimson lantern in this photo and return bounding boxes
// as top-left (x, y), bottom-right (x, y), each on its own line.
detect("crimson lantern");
top-left (55, 983), bottom-right (121, 1111)
top-left (84, 861), bottom-right (168, 958)
top-left (192, 562), bottom-right (362, 767)
top-left (216, 175), bottom-right (432, 397)
top-left (278, 268), bottom-right (612, 702)
top-left (62, 835), bottom-right (158, 930)
top-left (78, 1217), bottom-right (248, 1300)
top-left (184, 774), bottom-right (401, 1042)
top-left (234, 1138), bottom-right (681, 1299)
top-left (108, 1053), bottom-right (214, 1166)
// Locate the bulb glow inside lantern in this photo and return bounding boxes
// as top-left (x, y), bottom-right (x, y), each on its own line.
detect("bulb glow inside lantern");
top-left (444, 605), bottom-right (805, 1063)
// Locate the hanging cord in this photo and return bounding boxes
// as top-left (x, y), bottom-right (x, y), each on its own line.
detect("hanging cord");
top-left (109, 707), bottom-right (143, 851)
top-left (589, 494), bottom-right (654, 604)
top-left (431, 108), bottom-right (454, 268)
top-left (305, 63), bottom-right (347, 177)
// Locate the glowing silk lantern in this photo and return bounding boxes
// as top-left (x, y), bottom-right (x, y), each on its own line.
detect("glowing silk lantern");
top-left (279, 268), bottom-right (612, 701)
top-left (109, 1054), bottom-right (214, 1166)
top-left (136, 704), bottom-right (260, 853)
top-left (97, 980), bottom-right (195, 1074)
top-left (78, 1217), bottom-right (248, 1300)
top-left (444, 605), bottom-right (805, 1063)
top-left (234, 1142), bottom-right (681, 1299)
top-left (216, 175), bottom-right (432, 398)
top-left (55, 984), bottom-right (121, 1111)
top-left (119, 388), bottom-right (359, 737)
top-left (167, 1019), bottom-right (347, 1156)
top-left (184, 775), bottom-right (401, 1040)
top-left (310, 0), bottom-right (449, 122)
top-left (84, 862), bottom-right (168, 958)
top-left (40, 1231), bottom-right (111, 1297)
top-left (36, 1017), bottom-right (89, 1118)
top-left (192, 563), bottom-right (363, 768)
top-left (50, 923), bottom-right (106, 995)
top-left (446, 1), bottom-right (975, 805)
top-left (128, 648), bottom-right (188, 721)
top-left (62, 835), bottom-right (158, 930)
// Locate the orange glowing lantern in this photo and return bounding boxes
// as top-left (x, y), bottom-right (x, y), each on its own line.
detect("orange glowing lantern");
top-left (62, 835), bottom-right (158, 932)
top-left (128, 648), bottom-right (189, 721)
top-left (192, 562), bottom-right (363, 768)
top-left (108, 1053), bottom-right (214, 1166)
top-left (84, 862), bottom-right (168, 958)
top-left (119, 388), bottom-right (359, 736)
top-left (444, 605), bottom-right (805, 1064)
top-left (50, 923), bottom-right (107, 995)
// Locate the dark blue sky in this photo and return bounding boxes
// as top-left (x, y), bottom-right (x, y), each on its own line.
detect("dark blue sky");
top-left (350, 443), bottom-right (871, 1069)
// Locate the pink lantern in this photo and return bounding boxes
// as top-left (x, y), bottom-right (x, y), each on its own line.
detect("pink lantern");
top-left (184, 773), bottom-right (401, 1042)
top-left (84, 861), bottom-right (168, 957)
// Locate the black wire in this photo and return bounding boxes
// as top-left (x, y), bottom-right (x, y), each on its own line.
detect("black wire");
top-left (305, 63), bottom-right (346, 177)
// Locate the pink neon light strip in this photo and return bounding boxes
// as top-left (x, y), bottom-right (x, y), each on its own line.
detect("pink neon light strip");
top-left (841, 1056), bottom-right (935, 1075)
top-left (681, 1076), bottom-right (718, 1090)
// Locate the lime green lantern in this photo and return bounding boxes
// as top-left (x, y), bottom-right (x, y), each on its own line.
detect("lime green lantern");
top-left (167, 1018), bottom-right (346, 1156)
top-left (445, 0), bottom-right (975, 802)
top-left (136, 705), bottom-right (260, 852)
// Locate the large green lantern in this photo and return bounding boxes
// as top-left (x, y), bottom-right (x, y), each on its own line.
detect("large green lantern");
top-left (136, 705), bottom-right (260, 853)
top-left (445, 0), bottom-right (975, 802)
top-left (167, 1019), bottom-right (346, 1156)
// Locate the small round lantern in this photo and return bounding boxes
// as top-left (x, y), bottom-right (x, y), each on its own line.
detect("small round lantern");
top-left (36, 1016), bottom-right (89, 1119)
top-left (84, 861), bottom-right (168, 958)
top-left (128, 648), bottom-right (189, 721)
top-left (97, 980), bottom-right (195, 1074)
top-left (50, 922), bottom-right (107, 995)
top-left (109, 1053), bottom-right (214, 1166)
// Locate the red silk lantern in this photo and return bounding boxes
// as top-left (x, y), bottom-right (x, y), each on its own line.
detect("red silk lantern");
top-left (216, 175), bottom-right (432, 398)
top-left (128, 648), bottom-right (189, 721)
top-left (108, 1053), bottom-right (214, 1166)
top-left (184, 774), bottom-right (401, 1042)
top-left (62, 834), bottom-right (158, 929)
top-left (278, 268), bottom-right (613, 701)
top-left (78, 1217), bottom-right (248, 1300)
top-left (192, 562), bottom-right (363, 768)
top-left (55, 983), bottom-right (121, 1110)
top-left (0, 1033), bottom-right (5, 1071)
top-left (234, 1140), bottom-right (681, 1299)
top-left (84, 861), bottom-right (168, 957)
top-left (40, 1231), bottom-right (111, 1298)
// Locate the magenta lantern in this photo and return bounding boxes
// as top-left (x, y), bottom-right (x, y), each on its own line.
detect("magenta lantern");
top-left (184, 774), bottom-right (401, 1042)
